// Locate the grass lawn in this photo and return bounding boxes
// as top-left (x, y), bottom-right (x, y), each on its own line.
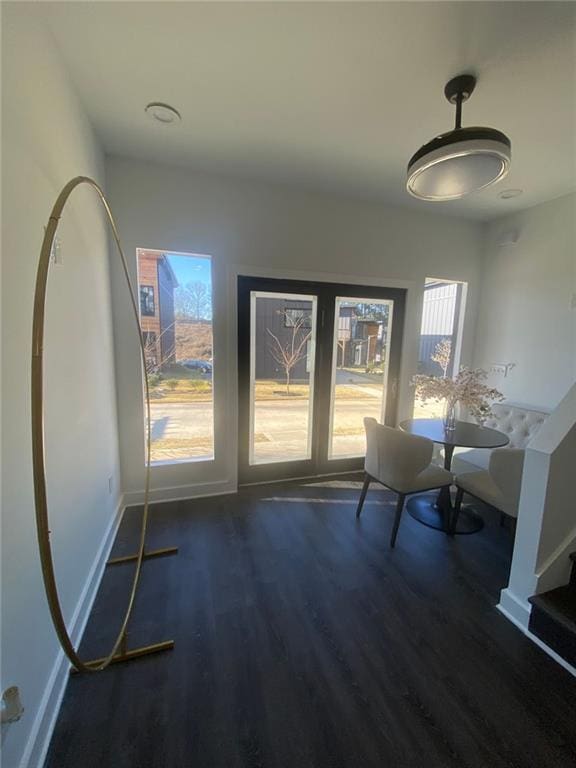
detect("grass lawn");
top-left (150, 378), bottom-right (212, 403)
top-left (253, 381), bottom-right (376, 401)
top-left (149, 366), bottom-right (444, 414)
top-left (150, 375), bottom-right (380, 403)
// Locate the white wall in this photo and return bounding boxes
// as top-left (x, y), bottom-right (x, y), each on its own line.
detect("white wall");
top-left (106, 156), bottom-right (483, 501)
top-left (1, 6), bottom-right (121, 767)
top-left (473, 193), bottom-right (576, 409)
top-left (483, 195), bottom-right (576, 668)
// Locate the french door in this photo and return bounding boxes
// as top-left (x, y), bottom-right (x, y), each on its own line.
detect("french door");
top-left (238, 276), bottom-right (405, 484)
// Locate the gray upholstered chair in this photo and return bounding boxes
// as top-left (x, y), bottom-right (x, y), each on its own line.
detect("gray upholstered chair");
top-left (453, 448), bottom-right (525, 533)
top-left (356, 418), bottom-right (453, 547)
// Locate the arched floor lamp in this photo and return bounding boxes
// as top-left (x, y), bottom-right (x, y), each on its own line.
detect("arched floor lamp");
top-left (32, 176), bottom-right (176, 673)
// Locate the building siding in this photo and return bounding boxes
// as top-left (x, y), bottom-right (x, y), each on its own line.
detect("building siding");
top-left (418, 281), bottom-right (462, 376)
top-left (137, 249), bottom-right (178, 368)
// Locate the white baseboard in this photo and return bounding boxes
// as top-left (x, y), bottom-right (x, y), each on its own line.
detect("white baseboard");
top-left (123, 479), bottom-right (236, 507)
top-left (123, 471), bottom-right (366, 505)
top-left (498, 588), bottom-right (532, 629)
top-left (497, 591), bottom-right (576, 679)
top-left (20, 495), bottom-right (125, 768)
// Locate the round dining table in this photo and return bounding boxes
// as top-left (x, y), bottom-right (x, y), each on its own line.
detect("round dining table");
top-left (399, 418), bottom-right (509, 534)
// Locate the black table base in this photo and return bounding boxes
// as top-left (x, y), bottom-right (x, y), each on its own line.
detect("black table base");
top-left (407, 494), bottom-right (485, 535)
top-left (399, 420), bottom-right (509, 538)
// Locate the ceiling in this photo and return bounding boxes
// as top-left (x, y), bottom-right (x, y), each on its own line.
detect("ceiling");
top-left (42, 1), bottom-right (576, 221)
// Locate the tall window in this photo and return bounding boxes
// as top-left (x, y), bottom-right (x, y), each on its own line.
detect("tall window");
top-left (413, 278), bottom-right (466, 418)
top-left (137, 248), bottom-right (214, 464)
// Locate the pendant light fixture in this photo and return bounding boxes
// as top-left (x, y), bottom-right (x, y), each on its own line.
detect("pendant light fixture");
top-left (407, 75), bottom-right (511, 201)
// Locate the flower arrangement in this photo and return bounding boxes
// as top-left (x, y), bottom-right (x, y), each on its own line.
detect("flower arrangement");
top-left (412, 367), bottom-right (504, 429)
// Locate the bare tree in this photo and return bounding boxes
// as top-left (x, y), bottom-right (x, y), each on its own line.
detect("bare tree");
top-left (175, 280), bottom-right (211, 321)
top-left (431, 338), bottom-right (452, 378)
top-left (267, 311), bottom-right (312, 394)
top-left (142, 324), bottom-right (176, 376)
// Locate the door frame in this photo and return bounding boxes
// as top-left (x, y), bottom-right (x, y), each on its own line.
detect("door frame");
top-left (238, 276), bottom-right (406, 485)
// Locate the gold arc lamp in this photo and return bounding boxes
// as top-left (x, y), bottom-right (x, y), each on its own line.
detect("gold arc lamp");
top-left (32, 176), bottom-right (176, 673)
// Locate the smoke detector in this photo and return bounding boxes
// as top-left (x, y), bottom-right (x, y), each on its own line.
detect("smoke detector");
top-left (145, 102), bottom-right (181, 125)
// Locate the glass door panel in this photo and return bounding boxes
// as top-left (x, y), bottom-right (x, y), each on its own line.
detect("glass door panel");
top-left (328, 297), bottom-right (394, 459)
top-left (249, 292), bottom-right (318, 465)
top-left (238, 276), bottom-right (405, 484)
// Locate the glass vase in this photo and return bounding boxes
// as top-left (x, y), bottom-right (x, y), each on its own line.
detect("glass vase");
top-left (443, 400), bottom-right (457, 431)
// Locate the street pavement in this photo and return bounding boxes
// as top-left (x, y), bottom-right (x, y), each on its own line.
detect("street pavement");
top-left (150, 395), bottom-right (383, 462)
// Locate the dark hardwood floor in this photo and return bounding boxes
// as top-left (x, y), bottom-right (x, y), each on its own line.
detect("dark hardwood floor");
top-left (45, 477), bottom-right (576, 768)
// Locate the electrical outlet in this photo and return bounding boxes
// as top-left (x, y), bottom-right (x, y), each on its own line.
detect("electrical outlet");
top-left (490, 363), bottom-right (515, 377)
top-left (108, 476), bottom-right (113, 494)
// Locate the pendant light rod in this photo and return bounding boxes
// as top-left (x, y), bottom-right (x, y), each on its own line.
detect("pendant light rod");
top-left (455, 93), bottom-right (463, 129)
top-left (444, 73), bottom-right (477, 131)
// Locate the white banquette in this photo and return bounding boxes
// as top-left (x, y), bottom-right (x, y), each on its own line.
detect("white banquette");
top-left (451, 402), bottom-right (549, 474)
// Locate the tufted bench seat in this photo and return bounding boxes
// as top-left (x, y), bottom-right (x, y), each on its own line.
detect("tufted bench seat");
top-left (451, 402), bottom-right (549, 474)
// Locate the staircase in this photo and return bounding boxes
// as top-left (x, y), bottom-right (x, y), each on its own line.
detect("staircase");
top-left (528, 552), bottom-right (576, 667)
